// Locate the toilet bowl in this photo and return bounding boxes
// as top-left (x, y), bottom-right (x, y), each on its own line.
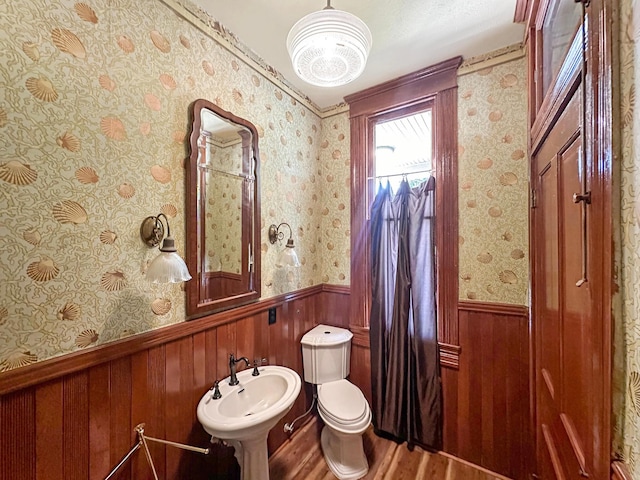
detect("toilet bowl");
top-left (317, 380), bottom-right (371, 433)
top-left (301, 324), bottom-right (371, 480)
top-left (317, 379), bottom-right (371, 479)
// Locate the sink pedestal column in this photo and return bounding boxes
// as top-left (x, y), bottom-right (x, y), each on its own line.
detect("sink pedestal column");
top-left (228, 431), bottom-right (270, 480)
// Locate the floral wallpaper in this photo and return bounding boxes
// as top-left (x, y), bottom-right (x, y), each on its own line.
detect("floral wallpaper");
top-left (0, 0), bottom-right (526, 374)
top-left (319, 112), bottom-right (351, 285)
top-left (618, 0), bottom-right (640, 474)
top-left (0, 0), bottom-right (350, 370)
top-left (457, 57), bottom-right (529, 306)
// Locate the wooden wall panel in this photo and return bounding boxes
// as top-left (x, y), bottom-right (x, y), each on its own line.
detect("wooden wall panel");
top-left (88, 364), bottom-right (111, 479)
top-left (0, 285), bottom-right (348, 480)
top-left (110, 357), bottom-right (133, 480)
top-left (35, 381), bottom-right (63, 480)
top-left (63, 372), bottom-right (90, 479)
top-left (1, 389), bottom-right (35, 480)
top-left (347, 300), bottom-right (531, 480)
top-left (443, 302), bottom-right (530, 480)
top-left (349, 325), bottom-right (372, 405)
top-left (441, 366), bottom-right (459, 454)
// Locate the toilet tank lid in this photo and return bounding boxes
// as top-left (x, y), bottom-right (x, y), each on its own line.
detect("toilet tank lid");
top-left (301, 324), bottom-right (353, 346)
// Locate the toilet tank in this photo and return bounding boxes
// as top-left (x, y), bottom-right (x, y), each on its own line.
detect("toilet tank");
top-left (300, 324), bottom-right (352, 384)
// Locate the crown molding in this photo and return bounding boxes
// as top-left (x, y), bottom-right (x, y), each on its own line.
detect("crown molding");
top-left (458, 43), bottom-right (526, 76)
top-left (158, 0), bottom-right (341, 118)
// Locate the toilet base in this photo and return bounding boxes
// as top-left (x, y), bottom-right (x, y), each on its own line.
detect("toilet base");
top-left (320, 425), bottom-right (369, 480)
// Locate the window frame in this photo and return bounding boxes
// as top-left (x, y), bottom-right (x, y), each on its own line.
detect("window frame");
top-left (345, 56), bottom-right (462, 355)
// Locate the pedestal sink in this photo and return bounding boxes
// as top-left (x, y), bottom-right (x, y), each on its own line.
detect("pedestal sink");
top-left (197, 365), bottom-right (301, 480)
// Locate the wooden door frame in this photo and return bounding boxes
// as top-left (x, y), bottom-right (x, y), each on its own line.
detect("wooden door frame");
top-left (526, 0), bottom-right (617, 477)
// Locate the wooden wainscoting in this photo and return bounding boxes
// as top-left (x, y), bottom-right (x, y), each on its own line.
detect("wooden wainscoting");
top-left (350, 324), bottom-right (372, 406)
top-left (347, 300), bottom-right (531, 480)
top-left (444, 301), bottom-right (530, 480)
top-left (0, 284), bottom-right (350, 480)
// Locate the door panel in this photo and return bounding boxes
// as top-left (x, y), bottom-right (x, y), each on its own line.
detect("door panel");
top-left (533, 89), bottom-right (594, 479)
top-left (558, 137), bottom-right (591, 477)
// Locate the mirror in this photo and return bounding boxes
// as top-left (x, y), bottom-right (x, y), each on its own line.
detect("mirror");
top-left (186, 99), bottom-right (261, 319)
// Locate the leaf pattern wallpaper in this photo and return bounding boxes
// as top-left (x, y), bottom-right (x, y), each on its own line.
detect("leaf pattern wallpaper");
top-left (0, 0), bottom-right (351, 370)
top-left (0, 0), bottom-right (529, 380)
top-left (458, 57), bottom-right (529, 306)
top-left (618, 0), bottom-right (640, 474)
top-left (2, 0), bottom-right (635, 473)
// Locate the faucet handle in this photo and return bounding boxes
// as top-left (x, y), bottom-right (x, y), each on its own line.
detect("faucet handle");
top-left (252, 358), bottom-right (267, 376)
top-left (211, 380), bottom-right (222, 400)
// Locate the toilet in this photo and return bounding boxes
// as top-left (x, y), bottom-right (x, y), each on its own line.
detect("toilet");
top-left (301, 324), bottom-right (371, 480)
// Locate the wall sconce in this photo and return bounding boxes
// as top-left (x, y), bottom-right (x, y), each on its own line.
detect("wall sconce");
top-left (140, 214), bottom-right (192, 283)
top-left (268, 223), bottom-right (301, 267)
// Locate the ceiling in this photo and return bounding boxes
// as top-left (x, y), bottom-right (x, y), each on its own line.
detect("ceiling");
top-left (189, 0), bottom-right (525, 110)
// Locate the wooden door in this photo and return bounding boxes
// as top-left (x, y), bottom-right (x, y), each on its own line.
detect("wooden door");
top-left (532, 89), bottom-right (595, 479)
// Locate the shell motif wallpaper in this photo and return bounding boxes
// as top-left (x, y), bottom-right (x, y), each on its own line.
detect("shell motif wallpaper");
top-left (457, 57), bottom-right (529, 306)
top-left (0, 0), bottom-right (354, 371)
top-left (319, 112), bottom-right (351, 285)
top-left (618, 0), bottom-right (640, 474)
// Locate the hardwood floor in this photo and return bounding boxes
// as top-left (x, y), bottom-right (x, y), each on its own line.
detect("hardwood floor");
top-left (269, 417), bottom-right (510, 480)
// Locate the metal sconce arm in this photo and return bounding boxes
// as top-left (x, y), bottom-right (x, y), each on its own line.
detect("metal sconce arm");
top-left (268, 222), bottom-right (293, 244)
top-left (140, 213), bottom-right (175, 251)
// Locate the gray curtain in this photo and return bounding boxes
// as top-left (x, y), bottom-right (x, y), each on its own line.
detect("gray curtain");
top-left (369, 176), bottom-right (441, 450)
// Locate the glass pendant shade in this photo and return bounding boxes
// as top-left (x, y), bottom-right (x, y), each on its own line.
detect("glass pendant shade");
top-left (287, 6), bottom-right (372, 87)
top-left (276, 238), bottom-right (301, 268)
top-left (146, 237), bottom-right (192, 283)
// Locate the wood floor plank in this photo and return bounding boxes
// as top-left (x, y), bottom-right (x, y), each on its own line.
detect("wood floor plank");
top-left (371, 441), bottom-right (398, 480)
top-left (361, 428), bottom-right (395, 478)
top-left (300, 455), bottom-right (333, 480)
top-left (450, 459), bottom-right (494, 480)
top-left (292, 445), bottom-right (326, 479)
top-left (381, 443), bottom-right (424, 479)
top-left (423, 451), bottom-right (451, 479)
top-left (268, 417), bottom-right (509, 480)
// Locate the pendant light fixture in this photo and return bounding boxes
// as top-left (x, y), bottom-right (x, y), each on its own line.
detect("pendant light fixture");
top-left (286, 0), bottom-right (372, 87)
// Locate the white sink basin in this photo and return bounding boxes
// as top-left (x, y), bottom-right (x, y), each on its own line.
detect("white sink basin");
top-left (197, 365), bottom-right (301, 480)
top-left (218, 373), bottom-right (288, 417)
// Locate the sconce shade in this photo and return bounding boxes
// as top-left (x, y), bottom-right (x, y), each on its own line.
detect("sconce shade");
top-left (276, 238), bottom-right (301, 268)
top-left (141, 215), bottom-right (192, 283)
top-left (269, 223), bottom-right (301, 268)
top-left (286, 4), bottom-right (372, 87)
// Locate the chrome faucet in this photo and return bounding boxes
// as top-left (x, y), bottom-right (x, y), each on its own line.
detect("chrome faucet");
top-left (228, 353), bottom-right (250, 386)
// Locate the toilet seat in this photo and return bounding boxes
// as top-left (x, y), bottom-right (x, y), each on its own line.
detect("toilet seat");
top-left (317, 380), bottom-right (371, 433)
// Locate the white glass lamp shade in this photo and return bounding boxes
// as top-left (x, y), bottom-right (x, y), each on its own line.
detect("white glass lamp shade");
top-left (146, 237), bottom-right (192, 283)
top-left (276, 239), bottom-right (301, 268)
top-left (287, 8), bottom-right (372, 87)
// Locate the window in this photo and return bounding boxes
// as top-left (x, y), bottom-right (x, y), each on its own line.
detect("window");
top-left (374, 109), bottom-right (433, 194)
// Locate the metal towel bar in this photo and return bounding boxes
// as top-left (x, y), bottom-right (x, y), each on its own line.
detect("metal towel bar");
top-left (104, 423), bottom-right (210, 480)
